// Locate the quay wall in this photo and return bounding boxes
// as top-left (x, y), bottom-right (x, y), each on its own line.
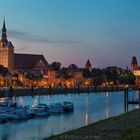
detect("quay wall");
top-left (0, 86), bottom-right (137, 98)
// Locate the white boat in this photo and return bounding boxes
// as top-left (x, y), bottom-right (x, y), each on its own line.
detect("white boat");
top-left (1, 107), bottom-right (33, 120)
top-left (0, 101), bottom-right (34, 120)
top-left (48, 103), bottom-right (65, 114)
top-left (27, 103), bottom-right (49, 117)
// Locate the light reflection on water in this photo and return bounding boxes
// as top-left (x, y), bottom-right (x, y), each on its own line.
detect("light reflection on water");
top-left (0, 91), bottom-right (139, 140)
top-left (105, 92), bottom-right (109, 119)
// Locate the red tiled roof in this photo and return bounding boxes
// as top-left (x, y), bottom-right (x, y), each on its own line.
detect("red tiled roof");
top-left (14, 53), bottom-right (49, 69)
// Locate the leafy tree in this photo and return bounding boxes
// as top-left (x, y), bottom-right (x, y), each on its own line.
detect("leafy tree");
top-left (93, 75), bottom-right (106, 86)
top-left (68, 64), bottom-right (78, 69)
top-left (83, 69), bottom-right (93, 78)
top-left (50, 62), bottom-right (61, 71)
top-left (92, 68), bottom-right (103, 76)
top-left (92, 68), bottom-right (106, 86)
top-left (118, 71), bottom-right (136, 85)
top-left (103, 67), bottom-right (121, 84)
top-left (0, 65), bottom-right (8, 76)
top-left (61, 72), bottom-right (72, 79)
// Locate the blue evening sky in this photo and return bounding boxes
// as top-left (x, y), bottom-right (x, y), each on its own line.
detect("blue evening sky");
top-left (0, 0), bottom-right (140, 68)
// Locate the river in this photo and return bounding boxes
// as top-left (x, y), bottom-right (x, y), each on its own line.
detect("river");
top-left (0, 91), bottom-right (139, 140)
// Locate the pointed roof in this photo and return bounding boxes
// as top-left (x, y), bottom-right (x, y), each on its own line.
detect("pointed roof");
top-left (1, 18), bottom-right (8, 42)
top-left (2, 18), bottom-right (6, 31)
top-left (6, 41), bottom-right (14, 48)
top-left (85, 59), bottom-right (92, 67)
top-left (131, 56), bottom-right (138, 65)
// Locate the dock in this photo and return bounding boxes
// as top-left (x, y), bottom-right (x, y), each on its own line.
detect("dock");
top-left (124, 88), bottom-right (140, 112)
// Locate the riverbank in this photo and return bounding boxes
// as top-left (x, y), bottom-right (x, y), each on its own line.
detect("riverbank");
top-left (44, 109), bottom-right (140, 140)
top-left (0, 86), bottom-right (136, 97)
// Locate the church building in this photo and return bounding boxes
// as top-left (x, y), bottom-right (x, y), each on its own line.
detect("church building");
top-left (131, 56), bottom-right (140, 85)
top-left (0, 20), bottom-right (49, 73)
top-left (85, 59), bottom-right (92, 72)
top-left (0, 19), bottom-right (14, 71)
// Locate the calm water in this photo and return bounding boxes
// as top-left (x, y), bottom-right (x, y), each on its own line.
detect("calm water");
top-left (0, 91), bottom-right (139, 140)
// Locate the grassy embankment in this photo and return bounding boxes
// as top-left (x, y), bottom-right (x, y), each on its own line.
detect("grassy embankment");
top-left (44, 109), bottom-right (140, 140)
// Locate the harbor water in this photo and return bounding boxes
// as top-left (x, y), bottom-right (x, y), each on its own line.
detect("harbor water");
top-left (0, 91), bottom-right (139, 140)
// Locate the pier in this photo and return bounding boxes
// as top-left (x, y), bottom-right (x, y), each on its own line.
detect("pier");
top-left (124, 88), bottom-right (140, 112)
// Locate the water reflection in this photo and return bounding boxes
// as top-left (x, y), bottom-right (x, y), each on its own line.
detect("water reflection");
top-left (105, 92), bottom-right (109, 119)
top-left (0, 91), bottom-right (139, 140)
top-left (85, 95), bottom-right (89, 126)
top-left (0, 98), bottom-right (6, 103)
top-left (18, 97), bottom-right (24, 106)
top-left (128, 91), bottom-right (140, 110)
top-left (33, 96), bottom-right (39, 106)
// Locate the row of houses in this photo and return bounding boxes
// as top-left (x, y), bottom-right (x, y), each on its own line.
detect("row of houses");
top-left (0, 20), bottom-right (139, 87)
top-left (0, 19), bottom-right (96, 87)
top-left (0, 59), bottom-right (93, 87)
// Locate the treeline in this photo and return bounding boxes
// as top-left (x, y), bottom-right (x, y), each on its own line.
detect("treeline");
top-left (89, 67), bottom-right (135, 86)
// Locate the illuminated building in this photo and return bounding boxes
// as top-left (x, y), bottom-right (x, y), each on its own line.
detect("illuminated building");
top-left (0, 19), bottom-right (14, 71)
top-left (0, 19), bottom-right (49, 73)
top-left (131, 56), bottom-right (138, 72)
top-left (14, 53), bottom-right (49, 73)
top-left (48, 67), bottom-right (56, 86)
top-left (0, 19), bottom-right (94, 87)
top-left (131, 56), bottom-right (140, 85)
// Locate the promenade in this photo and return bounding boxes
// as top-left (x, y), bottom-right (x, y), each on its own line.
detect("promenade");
top-left (0, 86), bottom-right (134, 97)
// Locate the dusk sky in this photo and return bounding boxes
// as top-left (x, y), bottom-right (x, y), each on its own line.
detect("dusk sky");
top-left (0, 0), bottom-right (140, 68)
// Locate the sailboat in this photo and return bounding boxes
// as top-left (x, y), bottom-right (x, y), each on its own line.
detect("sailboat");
top-left (27, 89), bottom-right (49, 117)
top-left (0, 84), bottom-right (34, 120)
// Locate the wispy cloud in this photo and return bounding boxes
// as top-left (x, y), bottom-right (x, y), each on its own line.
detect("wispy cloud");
top-left (15, 45), bottom-right (28, 51)
top-left (8, 30), bottom-right (83, 44)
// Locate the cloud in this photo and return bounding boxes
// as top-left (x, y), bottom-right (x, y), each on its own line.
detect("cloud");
top-left (15, 45), bottom-right (28, 51)
top-left (8, 30), bottom-right (83, 44)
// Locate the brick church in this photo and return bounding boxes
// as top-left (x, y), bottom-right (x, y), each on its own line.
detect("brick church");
top-left (0, 20), bottom-right (49, 73)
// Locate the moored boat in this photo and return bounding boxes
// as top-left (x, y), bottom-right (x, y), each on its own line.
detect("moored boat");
top-left (62, 101), bottom-right (74, 112)
top-left (48, 103), bottom-right (65, 114)
top-left (27, 103), bottom-right (49, 117)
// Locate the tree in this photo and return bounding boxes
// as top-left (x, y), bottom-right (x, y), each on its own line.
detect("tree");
top-left (68, 64), bottom-right (78, 69)
top-left (50, 62), bottom-right (61, 71)
top-left (92, 68), bottom-right (106, 86)
top-left (0, 65), bottom-right (8, 76)
top-left (103, 66), bottom-right (121, 84)
top-left (118, 71), bottom-right (136, 85)
top-left (61, 72), bottom-right (72, 79)
top-left (93, 75), bottom-right (106, 86)
top-left (83, 69), bottom-right (92, 78)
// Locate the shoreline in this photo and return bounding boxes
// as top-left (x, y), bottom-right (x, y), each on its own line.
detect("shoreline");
top-left (0, 86), bottom-right (136, 98)
top-left (44, 109), bottom-right (140, 140)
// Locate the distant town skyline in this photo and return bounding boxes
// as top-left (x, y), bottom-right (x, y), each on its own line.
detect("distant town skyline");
top-left (0, 0), bottom-right (140, 68)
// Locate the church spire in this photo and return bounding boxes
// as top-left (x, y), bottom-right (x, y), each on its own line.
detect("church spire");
top-left (1, 18), bottom-right (8, 43)
top-left (85, 59), bottom-right (92, 72)
top-left (131, 56), bottom-right (138, 71)
top-left (3, 18), bottom-right (6, 30)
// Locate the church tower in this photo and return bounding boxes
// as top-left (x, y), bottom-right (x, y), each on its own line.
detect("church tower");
top-left (0, 19), bottom-right (14, 71)
top-left (131, 56), bottom-right (138, 72)
top-left (85, 59), bottom-right (92, 72)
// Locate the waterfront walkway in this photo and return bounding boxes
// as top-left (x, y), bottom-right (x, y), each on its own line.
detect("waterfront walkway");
top-left (0, 86), bottom-right (137, 97)
top-left (44, 109), bottom-right (140, 140)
